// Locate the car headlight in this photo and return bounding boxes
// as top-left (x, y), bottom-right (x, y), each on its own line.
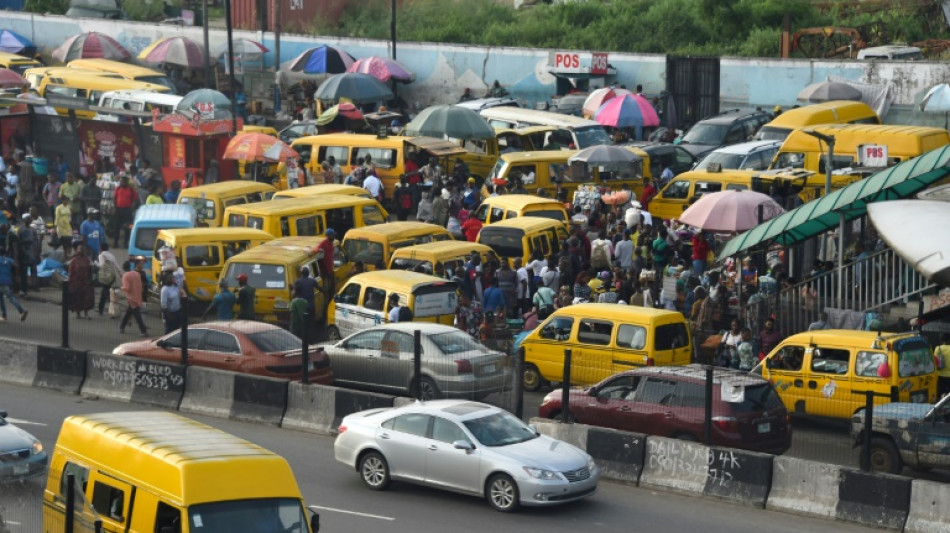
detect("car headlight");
top-left (31, 440), bottom-right (43, 455)
top-left (523, 467), bottom-right (561, 480)
top-left (588, 457), bottom-right (597, 471)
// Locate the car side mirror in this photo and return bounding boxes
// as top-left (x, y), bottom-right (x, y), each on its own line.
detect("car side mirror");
top-left (528, 424), bottom-right (539, 436)
top-left (308, 507), bottom-right (321, 533)
top-left (333, 294), bottom-right (342, 303)
top-left (453, 440), bottom-right (474, 451)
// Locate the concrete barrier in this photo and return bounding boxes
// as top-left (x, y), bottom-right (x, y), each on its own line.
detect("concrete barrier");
top-left (34, 345), bottom-right (85, 393)
top-left (767, 456), bottom-right (842, 519)
top-left (585, 427), bottom-right (645, 485)
top-left (128, 359), bottom-right (186, 409)
top-left (835, 468), bottom-right (911, 530)
top-left (530, 418), bottom-right (588, 451)
top-left (703, 446), bottom-right (772, 508)
top-left (179, 366), bottom-right (235, 419)
top-left (905, 479), bottom-right (950, 533)
top-left (81, 352), bottom-right (135, 402)
top-left (0, 337), bottom-right (38, 386)
top-left (231, 374), bottom-right (288, 426)
top-left (282, 382), bottom-right (337, 434)
top-left (639, 436), bottom-right (710, 496)
top-left (333, 389), bottom-right (394, 432)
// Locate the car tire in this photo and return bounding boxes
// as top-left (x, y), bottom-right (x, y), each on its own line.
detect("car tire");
top-left (358, 451), bottom-right (391, 491)
top-left (326, 326), bottom-right (341, 342)
top-left (415, 377), bottom-right (441, 401)
top-left (862, 436), bottom-right (903, 474)
top-left (523, 364), bottom-right (545, 392)
top-left (486, 473), bottom-right (520, 513)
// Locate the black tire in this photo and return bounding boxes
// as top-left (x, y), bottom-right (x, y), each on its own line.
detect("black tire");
top-left (326, 325), bottom-right (341, 342)
top-left (861, 436), bottom-right (903, 474)
top-left (674, 432), bottom-right (698, 442)
top-left (416, 377), bottom-right (441, 401)
top-left (358, 451), bottom-right (391, 491)
top-left (523, 364), bottom-right (544, 392)
top-left (486, 473), bottom-right (520, 513)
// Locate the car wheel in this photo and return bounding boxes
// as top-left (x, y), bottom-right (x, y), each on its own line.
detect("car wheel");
top-left (486, 474), bottom-right (520, 513)
top-left (416, 377), bottom-right (441, 401)
top-left (358, 451), bottom-right (391, 491)
top-left (523, 364), bottom-right (544, 392)
top-left (862, 437), bottom-right (903, 474)
top-left (326, 326), bottom-right (341, 342)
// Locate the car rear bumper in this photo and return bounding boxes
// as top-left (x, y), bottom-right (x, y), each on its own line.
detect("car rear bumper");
top-left (440, 370), bottom-right (510, 399)
top-left (516, 466), bottom-right (600, 507)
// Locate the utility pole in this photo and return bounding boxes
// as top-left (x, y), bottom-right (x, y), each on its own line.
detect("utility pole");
top-left (224, 0), bottom-right (238, 132)
top-left (202, 0), bottom-right (211, 87)
top-left (275, 0), bottom-right (282, 73)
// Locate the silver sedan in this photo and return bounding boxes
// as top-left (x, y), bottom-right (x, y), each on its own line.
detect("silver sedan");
top-left (334, 400), bottom-right (599, 512)
top-left (322, 323), bottom-right (508, 400)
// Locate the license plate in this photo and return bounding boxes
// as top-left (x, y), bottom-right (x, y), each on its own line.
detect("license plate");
top-left (483, 364), bottom-right (495, 373)
top-left (757, 422), bottom-right (770, 434)
top-left (13, 464), bottom-right (28, 475)
top-left (911, 390), bottom-right (927, 403)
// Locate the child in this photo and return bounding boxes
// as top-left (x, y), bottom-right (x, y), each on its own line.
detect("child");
top-left (737, 328), bottom-right (756, 371)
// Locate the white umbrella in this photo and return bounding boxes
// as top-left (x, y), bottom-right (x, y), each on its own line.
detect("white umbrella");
top-left (920, 83), bottom-right (950, 129)
top-left (868, 200), bottom-right (950, 286)
top-left (797, 81), bottom-right (862, 103)
top-left (216, 38), bottom-right (269, 63)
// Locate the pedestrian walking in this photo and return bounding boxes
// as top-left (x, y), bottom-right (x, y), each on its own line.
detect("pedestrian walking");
top-left (118, 260), bottom-right (148, 336)
top-left (235, 273), bottom-right (256, 320)
top-left (202, 279), bottom-right (236, 321)
top-left (0, 246), bottom-right (27, 322)
top-left (97, 243), bottom-right (122, 318)
top-left (67, 239), bottom-right (95, 320)
top-left (112, 174), bottom-right (136, 248)
top-left (289, 287), bottom-right (308, 338)
top-left (79, 208), bottom-right (106, 257)
top-left (59, 173), bottom-right (83, 228)
top-left (159, 271), bottom-right (182, 334)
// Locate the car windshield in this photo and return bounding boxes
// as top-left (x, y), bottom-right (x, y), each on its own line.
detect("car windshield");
top-left (754, 126), bottom-right (791, 142)
top-left (695, 152), bottom-right (744, 170)
top-left (573, 126), bottom-right (611, 148)
top-left (430, 331), bottom-right (486, 355)
top-left (682, 123), bottom-right (728, 145)
top-left (188, 498), bottom-right (308, 533)
top-left (897, 338), bottom-right (936, 377)
top-left (478, 227), bottom-right (524, 258)
top-left (138, 75), bottom-right (176, 92)
top-left (249, 328), bottom-right (301, 353)
top-left (463, 412), bottom-right (538, 447)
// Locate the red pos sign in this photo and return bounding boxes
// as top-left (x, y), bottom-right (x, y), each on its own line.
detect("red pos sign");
top-left (591, 53), bottom-right (609, 75)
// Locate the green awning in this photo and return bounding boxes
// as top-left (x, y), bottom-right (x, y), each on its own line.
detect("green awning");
top-left (719, 145), bottom-right (950, 258)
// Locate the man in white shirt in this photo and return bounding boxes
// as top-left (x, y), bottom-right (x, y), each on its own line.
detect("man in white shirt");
top-left (614, 232), bottom-right (635, 269)
top-left (363, 170), bottom-right (384, 201)
top-left (513, 257), bottom-right (529, 315)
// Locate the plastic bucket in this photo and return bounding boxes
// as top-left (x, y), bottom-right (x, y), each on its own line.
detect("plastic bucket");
top-left (32, 157), bottom-right (49, 176)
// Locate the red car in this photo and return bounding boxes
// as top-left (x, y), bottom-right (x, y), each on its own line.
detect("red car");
top-left (538, 365), bottom-right (791, 455)
top-left (113, 321), bottom-right (333, 384)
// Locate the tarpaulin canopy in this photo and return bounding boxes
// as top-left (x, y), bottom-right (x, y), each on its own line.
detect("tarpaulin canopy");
top-left (719, 144), bottom-right (950, 258)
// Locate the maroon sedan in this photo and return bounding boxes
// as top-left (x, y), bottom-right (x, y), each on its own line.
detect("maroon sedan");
top-left (113, 321), bottom-right (333, 384)
top-left (538, 365), bottom-right (791, 455)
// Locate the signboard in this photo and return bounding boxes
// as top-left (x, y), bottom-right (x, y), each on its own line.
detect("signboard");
top-left (548, 51), bottom-right (614, 75)
top-left (194, 101), bottom-right (215, 118)
top-left (591, 52), bottom-right (609, 75)
top-left (77, 121), bottom-right (138, 174)
top-left (858, 144), bottom-right (888, 167)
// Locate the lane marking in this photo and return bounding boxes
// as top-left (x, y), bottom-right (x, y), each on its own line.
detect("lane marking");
top-left (6, 417), bottom-right (46, 427)
top-left (308, 505), bottom-right (395, 521)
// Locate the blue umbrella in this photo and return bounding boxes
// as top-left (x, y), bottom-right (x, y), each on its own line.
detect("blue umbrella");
top-left (0, 29), bottom-right (36, 56)
top-left (315, 73), bottom-right (393, 105)
top-left (288, 45), bottom-right (355, 75)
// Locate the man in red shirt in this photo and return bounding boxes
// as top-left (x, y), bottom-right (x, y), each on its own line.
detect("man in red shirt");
top-left (316, 228), bottom-right (337, 299)
top-left (640, 177), bottom-right (658, 211)
top-left (112, 174), bottom-right (136, 248)
top-left (461, 216), bottom-right (482, 242)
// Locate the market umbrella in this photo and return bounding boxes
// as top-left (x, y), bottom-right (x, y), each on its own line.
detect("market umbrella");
top-left (346, 56), bottom-right (414, 83)
top-left (316, 102), bottom-right (364, 126)
top-left (0, 30), bottom-right (35, 56)
top-left (0, 68), bottom-right (27, 89)
top-left (138, 36), bottom-right (206, 69)
top-left (288, 45), bottom-right (355, 74)
top-left (176, 88), bottom-right (231, 119)
top-left (223, 132), bottom-right (297, 162)
top-left (404, 105), bottom-right (495, 140)
top-left (594, 94), bottom-right (660, 128)
top-left (679, 189), bottom-right (785, 233)
top-left (581, 87), bottom-right (632, 118)
top-left (920, 83), bottom-right (950, 129)
top-left (568, 144), bottom-right (643, 173)
top-left (51, 32), bottom-right (130, 63)
top-left (216, 38), bottom-right (269, 63)
top-left (315, 73), bottom-right (393, 104)
top-left (797, 81), bottom-right (862, 103)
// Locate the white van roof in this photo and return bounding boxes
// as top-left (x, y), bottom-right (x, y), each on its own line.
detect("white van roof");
top-left (479, 107), bottom-right (602, 129)
top-left (857, 45), bottom-right (923, 60)
top-left (706, 140), bottom-right (781, 155)
top-left (99, 89), bottom-right (183, 107)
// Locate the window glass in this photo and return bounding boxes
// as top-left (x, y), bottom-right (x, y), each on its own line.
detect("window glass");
top-left (353, 148), bottom-right (396, 169)
top-left (617, 324), bottom-right (647, 350)
top-left (662, 180), bottom-right (690, 199)
top-left (91, 481), bottom-right (125, 522)
top-left (161, 331), bottom-right (183, 349)
top-left (508, 165), bottom-right (537, 185)
top-left (818, 155), bottom-right (855, 174)
top-left (382, 331), bottom-right (415, 356)
top-left (280, 217), bottom-right (291, 237)
top-left (247, 216), bottom-right (264, 231)
top-left (134, 228), bottom-right (158, 252)
top-left (155, 502), bottom-right (181, 533)
top-left (338, 283), bottom-right (361, 305)
top-left (897, 340), bottom-right (936, 377)
top-left (361, 206), bottom-right (385, 226)
top-left (432, 417), bottom-right (470, 444)
top-left (326, 207), bottom-right (355, 234)
top-left (343, 239), bottom-right (385, 267)
top-left (247, 193), bottom-right (263, 203)
top-left (506, 210), bottom-right (518, 219)
top-left (671, 382), bottom-right (705, 408)
top-left (810, 347), bottom-right (850, 375)
top-left (655, 323), bottom-right (690, 350)
top-left (227, 214), bottom-right (246, 227)
top-left (364, 287), bottom-right (387, 311)
top-left (856, 351), bottom-right (888, 377)
top-left (345, 330), bottom-right (385, 350)
top-left (637, 378), bottom-right (677, 405)
top-left (224, 263), bottom-right (286, 289)
top-left (577, 319), bottom-right (613, 346)
top-left (474, 205), bottom-right (489, 223)
top-left (694, 181), bottom-right (722, 198)
top-left (199, 330), bottom-right (241, 354)
top-left (391, 413), bottom-right (430, 437)
top-left (490, 207), bottom-right (505, 222)
top-left (539, 317), bottom-right (573, 341)
top-left (318, 146), bottom-right (349, 165)
top-left (185, 245), bottom-right (220, 267)
top-left (732, 384), bottom-right (785, 412)
top-left (595, 376), bottom-right (639, 400)
top-left (59, 462), bottom-right (89, 496)
top-left (771, 345), bottom-right (805, 371)
top-left (774, 151), bottom-right (805, 169)
top-left (295, 216), bottom-right (320, 236)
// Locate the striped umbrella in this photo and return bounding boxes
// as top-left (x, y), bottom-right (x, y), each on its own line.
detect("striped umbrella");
top-left (594, 94), bottom-right (660, 128)
top-left (223, 132), bottom-right (297, 162)
top-left (288, 45), bottom-right (354, 74)
top-left (52, 32), bottom-right (131, 63)
top-left (138, 36), bottom-right (206, 69)
top-left (0, 68), bottom-right (27, 89)
top-left (582, 87), bottom-right (633, 118)
top-left (346, 56), bottom-right (414, 83)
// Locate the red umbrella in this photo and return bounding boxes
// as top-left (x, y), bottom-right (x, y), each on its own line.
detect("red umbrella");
top-left (52, 32), bottom-right (131, 62)
top-left (346, 56), bottom-right (414, 83)
top-left (138, 36), bottom-right (206, 69)
top-left (0, 68), bottom-right (27, 89)
top-left (678, 189), bottom-right (785, 233)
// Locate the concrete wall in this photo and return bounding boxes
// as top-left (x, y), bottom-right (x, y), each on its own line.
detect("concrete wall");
top-left (7, 12), bottom-right (947, 125)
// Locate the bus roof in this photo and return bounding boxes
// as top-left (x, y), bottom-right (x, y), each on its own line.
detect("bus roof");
top-left (344, 221), bottom-right (449, 238)
top-left (480, 107), bottom-right (602, 129)
top-left (549, 302), bottom-right (685, 321)
top-left (347, 270), bottom-right (458, 291)
top-left (179, 181), bottom-right (277, 197)
top-left (67, 58), bottom-right (166, 78)
top-left (766, 101), bottom-right (878, 129)
top-left (478, 216), bottom-right (565, 231)
top-left (480, 194), bottom-right (566, 210)
top-left (157, 227), bottom-right (273, 240)
top-left (499, 150), bottom-right (582, 164)
top-left (99, 89), bottom-right (183, 106)
top-left (225, 195), bottom-right (376, 215)
top-left (133, 204), bottom-right (197, 224)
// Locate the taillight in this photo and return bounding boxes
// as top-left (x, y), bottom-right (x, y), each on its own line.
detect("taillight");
top-left (337, 425), bottom-right (347, 435)
top-left (646, 358), bottom-right (655, 366)
top-left (456, 359), bottom-right (473, 374)
top-left (712, 416), bottom-right (739, 433)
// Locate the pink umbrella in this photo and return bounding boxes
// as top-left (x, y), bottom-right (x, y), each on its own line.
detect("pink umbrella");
top-left (138, 36), bottom-right (206, 69)
top-left (582, 87), bottom-right (633, 117)
top-left (347, 56), bottom-right (414, 83)
top-left (52, 32), bottom-right (131, 62)
top-left (678, 189), bottom-right (785, 233)
top-left (594, 94), bottom-right (660, 129)
top-left (0, 68), bottom-right (27, 89)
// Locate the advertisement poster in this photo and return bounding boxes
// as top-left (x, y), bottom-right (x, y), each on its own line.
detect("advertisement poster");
top-left (77, 121), bottom-right (139, 174)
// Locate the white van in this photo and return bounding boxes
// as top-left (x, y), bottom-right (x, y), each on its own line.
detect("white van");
top-left (694, 140), bottom-right (782, 171)
top-left (857, 45), bottom-right (923, 60)
top-left (95, 90), bottom-right (183, 121)
top-left (479, 107), bottom-right (611, 149)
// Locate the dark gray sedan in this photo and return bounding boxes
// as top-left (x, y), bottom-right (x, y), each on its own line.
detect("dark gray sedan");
top-left (0, 410), bottom-right (48, 482)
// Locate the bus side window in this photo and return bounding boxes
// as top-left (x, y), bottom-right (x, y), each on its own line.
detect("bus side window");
top-left (156, 501), bottom-right (182, 533)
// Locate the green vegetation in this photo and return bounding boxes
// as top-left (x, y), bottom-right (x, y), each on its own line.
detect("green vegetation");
top-left (307, 0), bottom-right (950, 58)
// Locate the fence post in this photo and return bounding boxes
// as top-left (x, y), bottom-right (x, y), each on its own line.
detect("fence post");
top-left (862, 390), bottom-right (874, 472)
top-left (513, 347), bottom-right (525, 418)
top-left (561, 348), bottom-right (572, 423)
top-left (300, 312), bottom-right (310, 384)
top-left (180, 306), bottom-right (189, 365)
top-left (704, 365), bottom-right (713, 445)
top-left (413, 329), bottom-right (422, 400)
top-left (61, 280), bottom-right (69, 348)
top-left (65, 473), bottom-right (74, 533)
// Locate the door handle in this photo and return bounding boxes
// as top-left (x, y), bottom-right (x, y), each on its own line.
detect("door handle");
top-left (224, 357), bottom-right (236, 362)
top-left (794, 379), bottom-right (803, 387)
top-left (428, 445), bottom-right (438, 451)
top-left (379, 433), bottom-right (391, 440)
top-left (808, 381), bottom-right (818, 389)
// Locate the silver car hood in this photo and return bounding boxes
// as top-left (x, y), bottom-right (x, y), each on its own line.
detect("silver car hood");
top-left (489, 434), bottom-right (588, 471)
top-left (0, 423), bottom-right (37, 450)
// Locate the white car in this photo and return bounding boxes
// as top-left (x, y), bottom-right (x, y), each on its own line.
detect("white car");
top-left (694, 140), bottom-right (782, 171)
top-left (335, 400), bottom-right (599, 512)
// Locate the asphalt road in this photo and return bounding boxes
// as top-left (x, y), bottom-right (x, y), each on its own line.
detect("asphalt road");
top-left (0, 383), bottom-right (884, 533)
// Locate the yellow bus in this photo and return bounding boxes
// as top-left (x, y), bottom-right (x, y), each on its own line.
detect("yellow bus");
top-left (36, 71), bottom-right (170, 119)
top-left (223, 195), bottom-right (386, 238)
top-left (0, 51), bottom-right (41, 75)
top-left (755, 101), bottom-right (880, 142)
top-left (67, 58), bottom-right (177, 92)
top-left (341, 221), bottom-right (453, 270)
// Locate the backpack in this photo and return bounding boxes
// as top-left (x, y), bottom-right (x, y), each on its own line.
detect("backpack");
top-left (591, 240), bottom-right (610, 269)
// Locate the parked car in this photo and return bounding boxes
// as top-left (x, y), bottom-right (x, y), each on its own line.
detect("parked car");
top-left (850, 393), bottom-right (950, 474)
top-left (537, 365), bottom-right (792, 455)
top-left (321, 323), bottom-right (508, 400)
top-left (335, 400), bottom-right (599, 512)
top-left (676, 109), bottom-right (772, 159)
top-left (549, 93), bottom-right (588, 116)
top-left (278, 120), bottom-right (319, 144)
top-left (0, 410), bottom-right (48, 482)
top-left (113, 321), bottom-right (333, 384)
top-left (694, 140), bottom-right (782, 171)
